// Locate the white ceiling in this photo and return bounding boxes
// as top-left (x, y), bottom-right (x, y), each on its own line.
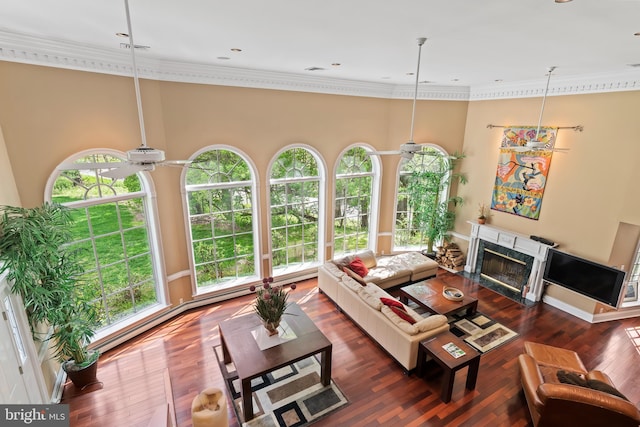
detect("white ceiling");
top-left (1, 0), bottom-right (639, 98)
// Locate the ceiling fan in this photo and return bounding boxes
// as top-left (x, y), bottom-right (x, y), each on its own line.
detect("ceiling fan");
top-left (60, 0), bottom-right (193, 179)
top-left (368, 37), bottom-right (446, 161)
top-left (503, 66), bottom-right (570, 153)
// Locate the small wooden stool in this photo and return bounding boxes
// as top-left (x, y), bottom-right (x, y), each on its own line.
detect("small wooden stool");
top-left (418, 332), bottom-right (481, 403)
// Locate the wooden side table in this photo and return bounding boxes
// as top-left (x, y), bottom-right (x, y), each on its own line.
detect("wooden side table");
top-left (418, 332), bottom-right (481, 403)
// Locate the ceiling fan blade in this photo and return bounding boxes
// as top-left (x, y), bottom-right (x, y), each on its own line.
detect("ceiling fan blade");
top-left (413, 152), bottom-right (456, 159)
top-left (161, 159), bottom-right (192, 165)
top-left (368, 150), bottom-right (403, 156)
top-left (504, 146), bottom-right (569, 153)
top-left (59, 161), bottom-right (127, 170)
top-left (100, 164), bottom-right (149, 179)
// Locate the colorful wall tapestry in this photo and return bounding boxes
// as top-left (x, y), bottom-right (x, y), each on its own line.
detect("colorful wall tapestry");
top-left (491, 126), bottom-right (558, 220)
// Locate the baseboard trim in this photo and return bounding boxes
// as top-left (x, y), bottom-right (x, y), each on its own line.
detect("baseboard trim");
top-left (543, 295), bottom-right (640, 323)
top-left (51, 368), bottom-right (66, 403)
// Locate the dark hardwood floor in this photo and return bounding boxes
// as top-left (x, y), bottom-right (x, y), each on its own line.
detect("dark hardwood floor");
top-left (61, 271), bottom-right (640, 426)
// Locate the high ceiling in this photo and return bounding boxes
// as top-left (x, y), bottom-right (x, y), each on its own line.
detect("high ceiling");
top-left (1, 0), bottom-right (639, 97)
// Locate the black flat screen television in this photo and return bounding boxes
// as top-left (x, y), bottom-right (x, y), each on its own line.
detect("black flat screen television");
top-left (543, 248), bottom-right (626, 307)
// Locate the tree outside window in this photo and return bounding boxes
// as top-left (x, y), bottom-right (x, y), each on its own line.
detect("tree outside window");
top-left (48, 152), bottom-right (162, 329)
top-left (334, 146), bottom-right (376, 256)
top-left (394, 146), bottom-right (465, 252)
top-left (269, 147), bottom-right (322, 273)
top-left (185, 149), bottom-right (258, 290)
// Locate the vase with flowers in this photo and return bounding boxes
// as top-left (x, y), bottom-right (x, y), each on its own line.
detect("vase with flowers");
top-left (250, 277), bottom-right (297, 336)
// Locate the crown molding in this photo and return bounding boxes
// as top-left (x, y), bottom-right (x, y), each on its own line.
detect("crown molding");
top-left (470, 71), bottom-right (640, 100)
top-left (0, 30), bottom-right (638, 101)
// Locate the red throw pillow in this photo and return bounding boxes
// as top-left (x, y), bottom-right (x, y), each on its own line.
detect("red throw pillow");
top-left (390, 306), bottom-right (417, 324)
top-left (342, 266), bottom-right (367, 286)
top-left (348, 257), bottom-right (369, 277)
top-left (380, 297), bottom-right (404, 309)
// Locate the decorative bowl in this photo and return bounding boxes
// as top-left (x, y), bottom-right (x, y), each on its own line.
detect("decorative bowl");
top-left (442, 286), bottom-right (464, 301)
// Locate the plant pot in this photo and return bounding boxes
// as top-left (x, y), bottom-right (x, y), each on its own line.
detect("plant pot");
top-left (477, 218), bottom-right (486, 224)
top-left (64, 354), bottom-right (99, 389)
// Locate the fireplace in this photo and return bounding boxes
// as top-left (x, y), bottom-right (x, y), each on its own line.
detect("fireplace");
top-left (476, 241), bottom-right (535, 296)
top-left (464, 222), bottom-right (554, 303)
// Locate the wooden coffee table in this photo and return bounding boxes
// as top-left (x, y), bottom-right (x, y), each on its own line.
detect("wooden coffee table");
top-left (399, 278), bottom-right (478, 317)
top-left (217, 302), bottom-right (332, 422)
top-left (417, 332), bottom-right (481, 403)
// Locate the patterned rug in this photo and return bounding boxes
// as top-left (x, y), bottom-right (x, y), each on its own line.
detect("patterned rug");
top-left (449, 312), bottom-right (518, 353)
top-left (214, 346), bottom-right (349, 427)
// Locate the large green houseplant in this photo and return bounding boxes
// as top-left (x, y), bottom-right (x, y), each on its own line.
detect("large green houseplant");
top-left (406, 151), bottom-right (467, 251)
top-left (0, 203), bottom-right (99, 387)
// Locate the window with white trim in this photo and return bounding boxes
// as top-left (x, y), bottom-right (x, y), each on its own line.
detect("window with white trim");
top-left (334, 146), bottom-right (376, 256)
top-left (394, 145), bottom-right (453, 251)
top-left (47, 152), bottom-right (164, 330)
top-left (269, 147), bottom-right (322, 273)
top-left (624, 242), bottom-right (640, 304)
top-left (184, 148), bottom-right (259, 291)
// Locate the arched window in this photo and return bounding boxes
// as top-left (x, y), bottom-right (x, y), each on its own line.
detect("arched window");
top-left (183, 148), bottom-right (259, 292)
top-left (394, 145), bottom-right (456, 251)
top-left (333, 145), bottom-right (380, 256)
top-left (269, 146), bottom-right (324, 274)
top-left (46, 150), bottom-right (165, 333)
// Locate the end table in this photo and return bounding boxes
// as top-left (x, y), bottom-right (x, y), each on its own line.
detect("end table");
top-left (418, 332), bottom-right (481, 403)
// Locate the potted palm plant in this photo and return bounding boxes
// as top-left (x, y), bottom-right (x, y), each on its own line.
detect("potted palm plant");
top-left (0, 203), bottom-right (99, 388)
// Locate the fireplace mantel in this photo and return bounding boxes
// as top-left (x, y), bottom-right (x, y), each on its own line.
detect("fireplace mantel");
top-left (464, 222), bottom-right (555, 302)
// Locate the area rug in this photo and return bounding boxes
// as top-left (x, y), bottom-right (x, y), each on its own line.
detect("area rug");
top-left (214, 346), bottom-right (349, 427)
top-left (450, 313), bottom-right (518, 353)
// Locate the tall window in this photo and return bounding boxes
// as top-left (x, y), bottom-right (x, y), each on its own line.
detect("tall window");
top-left (626, 242), bottom-right (640, 303)
top-left (333, 146), bottom-right (378, 256)
top-left (269, 146), bottom-right (323, 273)
top-left (47, 151), bottom-right (164, 331)
top-left (184, 149), bottom-right (258, 291)
top-left (394, 145), bottom-right (455, 251)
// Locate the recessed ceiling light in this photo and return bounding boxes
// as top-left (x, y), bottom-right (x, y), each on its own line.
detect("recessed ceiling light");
top-left (381, 76), bottom-right (391, 80)
top-left (331, 63), bottom-right (341, 67)
top-left (230, 48), bottom-right (242, 52)
top-left (555, 0), bottom-right (573, 3)
top-left (406, 72), bottom-right (414, 76)
top-left (217, 56), bottom-right (230, 60)
top-left (628, 63), bottom-right (640, 68)
top-left (451, 78), bottom-right (459, 82)
top-left (305, 66), bottom-right (325, 71)
top-left (494, 79), bottom-right (503, 82)
top-left (116, 32), bottom-right (128, 38)
top-left (635, 32), bottom-right (640, 36)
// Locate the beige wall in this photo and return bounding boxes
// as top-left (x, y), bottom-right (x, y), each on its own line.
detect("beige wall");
top-left (457, 91), bottom-right (640, 312)
top-left (457, 91), bottom-right (640, 262)
top-left (0, 61), bottom-right (468, 299)
top-left (0, 124), bottom-right (21, 206)
top-left (2, 60), bottom-right (639, 319)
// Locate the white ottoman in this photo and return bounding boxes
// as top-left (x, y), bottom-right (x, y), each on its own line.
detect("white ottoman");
top-left (393, 252), bottom-right (439, 281)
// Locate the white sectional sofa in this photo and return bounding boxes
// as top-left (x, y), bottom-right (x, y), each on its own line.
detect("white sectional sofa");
top-left (331, 249), bottom-right (439, 289)
top-left (318, 256), bottom-right (448, 372)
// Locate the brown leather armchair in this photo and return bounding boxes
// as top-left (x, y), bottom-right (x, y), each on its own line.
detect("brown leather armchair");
top-left (518, 341), bottom-right (640, 427)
